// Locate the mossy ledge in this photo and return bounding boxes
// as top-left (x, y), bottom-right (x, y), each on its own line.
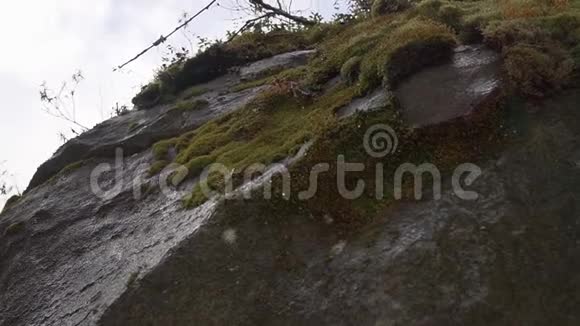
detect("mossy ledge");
top-left (141, 0), bottom-right (580, 218)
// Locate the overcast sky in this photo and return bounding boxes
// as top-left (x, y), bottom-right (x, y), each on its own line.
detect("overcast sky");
top-left (0, 0), bottom-right (342, 206)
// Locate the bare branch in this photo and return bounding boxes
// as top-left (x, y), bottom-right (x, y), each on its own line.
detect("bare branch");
top-left (114, 0), bottom-right (219, 71)
top-left (226, 13), bottom-right (275, 42)
top-left (247, 0), bottom-right (316, 26)
top-left (40, 72), bottom-right (89, 132)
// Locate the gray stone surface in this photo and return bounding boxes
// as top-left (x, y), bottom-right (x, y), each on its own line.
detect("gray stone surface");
top-left (3, 46), bottom-right (580, 326)
top-left (336, 88), bottom-right (389, 119)
top-left (396, 45), bottom-right (501, 126)
top-left (239, 50), bottom-right (316, 81)
top-left (99, 91), bottom-right (580, 325)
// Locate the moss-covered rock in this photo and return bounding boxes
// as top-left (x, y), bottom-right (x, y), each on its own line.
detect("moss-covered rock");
top-left (358, 18), bottom-right (457, 90)
top-left (385, 35), bottom-right (456, 87)
top-left (132, 30), bottom-right (319, 108)
top-left (132, 83), bottom-right (161, 110)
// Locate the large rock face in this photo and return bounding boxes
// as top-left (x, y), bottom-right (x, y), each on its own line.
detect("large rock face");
top-left (2, 48), bottom-right (580, 326)
top-left (100, 93), bottom-right (580, 325)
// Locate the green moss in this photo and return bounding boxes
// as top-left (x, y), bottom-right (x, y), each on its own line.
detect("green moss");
top-left (483, 20), bottom-right (549, 50)
top-left (183, 155), bottom-right (217, 180)
top-left (143, 2), bottom-right (575, 216)
top-left (4, 221), bottom-right (25, 236)
top-left (148, 160), bottom-right (170, 177)
top-left (184, 183), bottom-right (209, 208)
top-left (152, 139), bottom-right (177, 161)
top-left (162, 84), bottom-right (358, 207)
top-left (357, 18), bottom-right (457, 91)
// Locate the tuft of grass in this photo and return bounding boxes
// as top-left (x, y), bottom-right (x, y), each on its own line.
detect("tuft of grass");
top-left (340, 56), bottom-right (363, 85)
top-left (504, 44), bottom-right (574, 98)
top-left (133, 83), bottom-right (161, 109)
top-left (499, 0), bottom-right (568, 19)
top-left (483, 20), bottom-right (550, 51)
top-left (4, 221), bottom-right (25, 236)
top-left (411, 0), bottom-right (464, 31)
top-left (537, 13), bottom-right (580, 47)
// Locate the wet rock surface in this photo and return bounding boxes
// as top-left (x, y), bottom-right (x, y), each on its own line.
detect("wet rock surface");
top-left (0, 150), bottom-right (218, 325)
top-left (99, 91), bottom-right (580, 325)
top-left (336, 88), bottom-right (389, 119)
top-left (396, 45), bottom-right (501, 126)
top-left (239, 50), bottom-right (316, 81)
top-left (3, 47), bottom-right (580, 326)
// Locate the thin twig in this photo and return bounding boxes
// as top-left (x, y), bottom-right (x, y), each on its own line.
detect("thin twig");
top-left (248, 0), bottom-right (316, 26)
top-left (114, 0), bottom-right (219, 71)
top-left (226, 13), bottom-right (275, 43)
